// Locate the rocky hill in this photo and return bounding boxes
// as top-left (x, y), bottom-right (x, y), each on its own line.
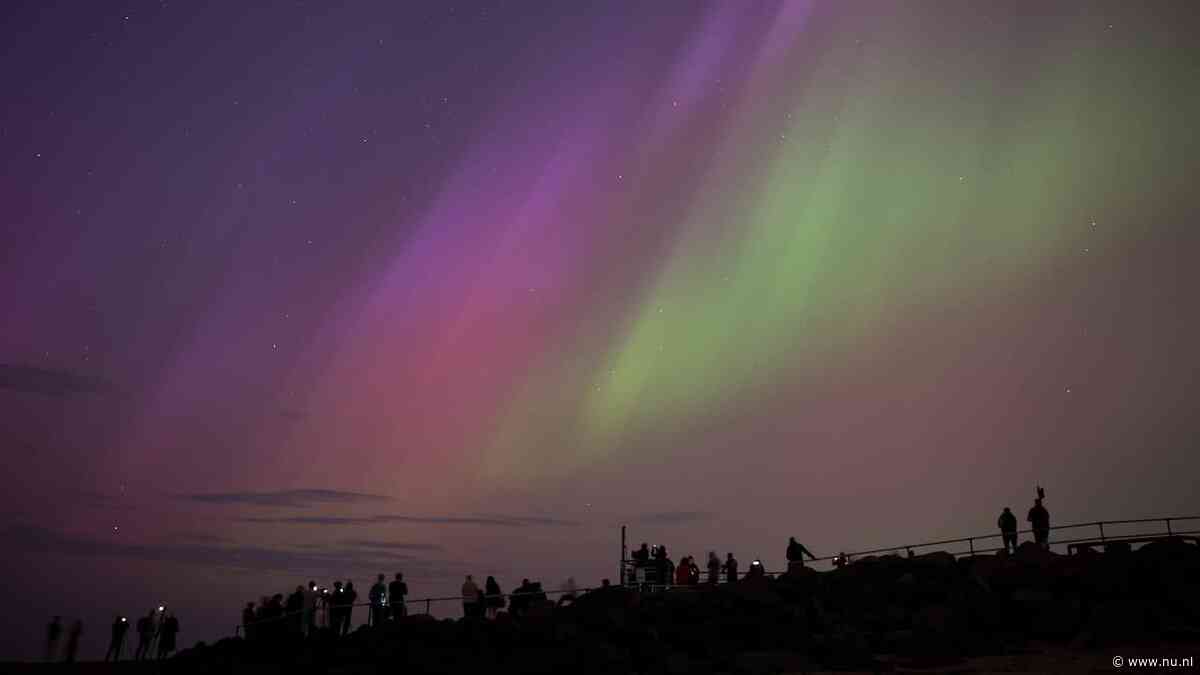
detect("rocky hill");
top-left (165, 539), bottom-right (1200, 674)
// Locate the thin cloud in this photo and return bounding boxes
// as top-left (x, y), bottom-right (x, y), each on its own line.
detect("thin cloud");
top-left (0, 364), bottom-right (112, 398)
top-left (186, 489), bottom-right (392, 508)
top-left (636, 511), bottom-right (716, 525)
top-left (240, 514), bottom-right (579, 527)
top-left (343, 540), bottom-right (444, 551)
top-left (6, 524), bottom-right (460, 578)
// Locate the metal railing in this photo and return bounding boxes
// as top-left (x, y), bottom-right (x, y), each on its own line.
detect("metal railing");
top-left (232, 515), bottom-right (1200, 639)
top-left (801, 515), bottom-right (1200, 563)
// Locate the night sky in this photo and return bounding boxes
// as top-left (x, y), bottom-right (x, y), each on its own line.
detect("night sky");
top-left (3, 0), bottom-right (1199, 661)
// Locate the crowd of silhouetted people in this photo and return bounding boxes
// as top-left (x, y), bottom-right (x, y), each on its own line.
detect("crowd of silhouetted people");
top-left (240, 573), bottom-right (412, 640)
top-left (50, 487), bottom-right (1064, 660)
top-left (998, 487), bottom-right (1052, 554)
top-left (44, 609), bottom-right (180, 663)
top-left (43, 616), bottom-right (82, 663)
top-left (47, 606), bottom-right (180, 664)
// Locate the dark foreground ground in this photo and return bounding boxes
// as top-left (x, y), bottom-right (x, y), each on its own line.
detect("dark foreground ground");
top-left (11, 539), bottom-right (1200, 674)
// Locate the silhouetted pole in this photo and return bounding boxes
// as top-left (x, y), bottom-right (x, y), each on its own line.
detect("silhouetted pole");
top-left (620, 525), bottom-right (627, 586)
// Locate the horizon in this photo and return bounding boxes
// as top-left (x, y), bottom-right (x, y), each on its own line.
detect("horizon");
top-left (3, 0), bottom-right (1199, 663)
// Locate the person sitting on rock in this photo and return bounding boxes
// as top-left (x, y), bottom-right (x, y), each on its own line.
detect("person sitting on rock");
top-left (998, 507), bottom-right (1019, 554)
top-left (1027, 498), bottom-right (1050, 550)
top-left (786, 537), bottom-right (817, 571)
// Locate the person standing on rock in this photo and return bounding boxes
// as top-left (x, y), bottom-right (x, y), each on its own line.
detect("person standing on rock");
top-left (632, 542), bottom-right (650, 567)
top-left (46, 616), bottom-right (62, 662)
top-left (388, 573), bottom-right (408, 620)
top-left (369, 574), bottom-right (388, 627)
top-left (104, 615), bottom-right (129, 662)
top-left (786, 537), bottom-right (816, 572)
top-left (342, 581), bottom-right (358, 634)
top-left (329, 582), bottom-right (346, 635)
top-left (1028, 498), bottom-right (1050, 550)
top-left (706, 552), bottom-right (720, 584)
top-left (674, 557), bottom-right (691, 585)
top-left (723, 552), bottom-right (738, 584)
top-left (998, 507), bottom-right (1019, 554)
top-left (461, 575), bottom-right (480, 618)
top-left (484, 576), bottom-right (504, 618)
top-left (241, 602), bottom-right (256, 639)
top-left (558, 576), bottom-right (578, 606)
top-left (64, 620), bottom-right (82, 663)
top-left (157, 613), bottom-right (179, 660)
top-left (135, 609), bottom-right (156, 659)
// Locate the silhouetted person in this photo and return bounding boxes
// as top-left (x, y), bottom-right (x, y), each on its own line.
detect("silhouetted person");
top-left (832, 552), bottom-right (849, 568)
top-left (723, 553), bottom-right (738, 584)
top-left (330, 582), bottom-right (346, 635)
top-left (266, 594), bottom-right (284, 639)
top-left (786, 537), bottom-right (816, 571)
top-left (287, 586), bottom-right (305, 633)
top-left (675, 557), bottom-right (691, 585)
top-left (531, 580), bottom-right (547, 604)
top-left (461, 575), bottom-right (480, 618)
top-left (342, 581), bottom-right (358, 634)
top-left (135, 609), bottom-right (156, 659)
top-left (632, 542), bottom-right (651, 588)
top-left (1028, 498), bottom-right (1050, 550)
top-left (157, 613), bottom-right (179, 660)
top-left (304, 582), bottom-right (319, 634)
top-left (369, 574), bottom-right (388, 627)
top-left (483, 576), bottom-right (503, 618)
top-left (707, 551), bottom-right (720, 584)
top-left (559, 576), bottom-right (578, 606)
top-left (389, 573), bottom-right (408, 619)
top-left (64, 620), bottom-right (82, 663)
top-left (687, 557), bottom-right (701, 585)
top-left (105, 615), bottom-right (129, 662)
top-left (511, 578), bottom-right (532, 616)
top-left (998, 507), bottom-right (1019, 554)
top-left (746, 558), bottom-right (766, 579)
top-left (46, 616), bottom-right (62, 662)
top-left (632, 542), bottom-right (650, 566)
top-left (242, 602), bottom-right (256, 640)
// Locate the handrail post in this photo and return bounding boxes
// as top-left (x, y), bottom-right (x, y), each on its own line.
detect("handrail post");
top-left (425, 599), bottom-right (431, 615)
top-left (968, 538), bottom-right (974, 555)
top-left (1098, 522), bottom-right (1105, 543)
top-left (1166, 518), bottom-right (1173, 535)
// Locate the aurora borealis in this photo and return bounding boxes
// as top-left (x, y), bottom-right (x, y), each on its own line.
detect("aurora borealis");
top-left (2, 0), bottom-right (1199, 660)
